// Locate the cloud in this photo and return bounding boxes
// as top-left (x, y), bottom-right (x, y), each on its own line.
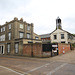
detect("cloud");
top-left (63, 16), bottom-right (75, 34)
top-left (0, 0), bottom-right (75, 34)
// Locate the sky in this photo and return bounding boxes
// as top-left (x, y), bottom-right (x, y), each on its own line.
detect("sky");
top-left (0, 0), bottom-right (75, 35)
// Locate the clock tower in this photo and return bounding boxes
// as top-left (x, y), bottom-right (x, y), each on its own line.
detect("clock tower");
top-left (56, 17), bottom-right (62, 29)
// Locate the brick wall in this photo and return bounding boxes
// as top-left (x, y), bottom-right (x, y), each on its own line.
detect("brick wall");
top-left (58, 43), bottom-right (71, 54)
top-left (23, 43), bottom-right (42, 57)
top-left (42, 52), bottom-right (51, 57)
top-left (23, 44), bottom-right (32, 56)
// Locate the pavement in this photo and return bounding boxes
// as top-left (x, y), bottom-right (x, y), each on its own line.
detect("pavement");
top-left (0, 50), bottom-right (75, 75)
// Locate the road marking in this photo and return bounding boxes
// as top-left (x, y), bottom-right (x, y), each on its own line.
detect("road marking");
top-left (0, 65), bottom-right (24, 75)
top-left (24, 61), bottom-right (55, 75)
top-left (47, 63), bottom-right (67, 75)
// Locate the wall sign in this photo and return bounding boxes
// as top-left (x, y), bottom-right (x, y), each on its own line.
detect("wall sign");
top-left (52, 45), bottom-right (58, 47)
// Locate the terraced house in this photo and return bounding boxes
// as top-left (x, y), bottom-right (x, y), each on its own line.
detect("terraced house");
top-left (0, 17), bottom-right (42, 56)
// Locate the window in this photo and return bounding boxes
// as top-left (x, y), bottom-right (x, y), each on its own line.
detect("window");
top-left (8, 32), bottom-right (11, 40)
top-left (54, 35), bottom-right (57, 39)
top-left (0, 35), bottom-right (5, 41)
top-left (27, 33), bottom-right (30, 38)
top-left (2, 35), bottom-right (5, 41)
top-left (61, 34), bottom-right (64, 39)
top-left (20, 24), bottom-right (23, 29)
top-left (9, 24), bottom-right (11, 29)
top-left (1, 36), bottom-right (2, 41)
top-left (19, 32), bottom-right (23, 38)
top-left (15, 43), bottom-right (19, 53)
top-left (1, 28), bottom-right (2, 32)
top-left (35, 37), bottom-right (39, 39)
top-left (0, 36), bottom-right (1, 41)
top-left (61, 41), bottom-right (65, 43)
top-left (27, 25), bottom-right (30, 31)
top-left (3, 27), bottom-right (5, 31)
top-left (7, 44), bottom-right (10, 53)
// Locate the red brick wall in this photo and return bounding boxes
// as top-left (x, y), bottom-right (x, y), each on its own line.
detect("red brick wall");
top-left (58, 43), bottom-right (71, 54)
top-left (23, 43), bottom-right (42, 57)
top-left (33, 43), bottom-right (42, 57)
top-left (23, 44), bottom-right (32, 56)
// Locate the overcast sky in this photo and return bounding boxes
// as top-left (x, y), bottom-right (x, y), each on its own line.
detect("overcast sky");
top-left (0, 0), bottom-right (75, 34)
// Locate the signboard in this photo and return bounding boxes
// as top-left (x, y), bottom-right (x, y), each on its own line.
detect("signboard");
top-left (52, 45), bottom-right (58, 47)
top-left (53, 50), bottom-right (57, 52)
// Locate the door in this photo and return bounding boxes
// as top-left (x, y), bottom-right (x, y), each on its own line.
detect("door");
top-left (0, 46), bottom-right (1, 54)
top-left (0, 45), bottom-right (4, 54)
top-left (2, 46), bottom-right (3, 54)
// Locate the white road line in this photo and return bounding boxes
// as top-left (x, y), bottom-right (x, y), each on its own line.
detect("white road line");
top-left (0, 66), bottom-right (24, 75)
top-left (24, 61), bottom-right (55, 75)
top-left (47, 63), bottom-right (67, 75)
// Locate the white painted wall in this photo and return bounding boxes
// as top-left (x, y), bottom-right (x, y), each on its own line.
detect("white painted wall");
top-left (51, 29), bottom-right (68, 43)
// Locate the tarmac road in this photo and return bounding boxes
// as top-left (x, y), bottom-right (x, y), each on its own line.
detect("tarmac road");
top-left (0, 50), bottom-right (75, 75)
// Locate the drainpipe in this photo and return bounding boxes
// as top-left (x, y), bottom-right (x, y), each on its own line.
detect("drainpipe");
top-left (31, 23), bottom-right (33, 57)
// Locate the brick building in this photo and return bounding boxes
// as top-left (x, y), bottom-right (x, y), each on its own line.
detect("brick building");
top-left (40, 33), bottom-right (51, 44)
top-left (0, 17), bottom-right (42, 56)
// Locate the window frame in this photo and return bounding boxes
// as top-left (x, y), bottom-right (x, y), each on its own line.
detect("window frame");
top-left (1, 28), bottom-right (2, 32)
top-left (20, 24), bottom-right (23, 29)
top-left (27, 33), bottom-right (30, 39)
top-left (27, 25), bottom-right (30, 31)
top-left (7, 44), bottom-right (11, 53)
top-left (8, 32), bottom-right (11, 40)
top-left (35, 37), bottom-right (39, 40)
top-left (19, 32), bottom-right (24, 38)
top-left (61, 34), bottom-right (64, 39)
top-left (9, 24), bottom-right (11, 29)
top-left (15, 43), bottom-right (19, 53)
top-left (3, 27), bottom-right (5, 31)
top-left (54, 35), bottom-right (57, 40)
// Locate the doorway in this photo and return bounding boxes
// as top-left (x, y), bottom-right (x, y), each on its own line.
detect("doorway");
top-left (0, 45), bottom-right (4, 54)
top-left (2, 46), bottom-right (3, 54)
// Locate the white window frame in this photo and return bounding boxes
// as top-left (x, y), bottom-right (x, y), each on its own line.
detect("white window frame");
top-left (1, 28), bottom-right (2, 32)
top-left (27, 33), bottom-right (30, 39)
top-left (15, 43), bottom-right (19, 53)
top-left (9, 24), bottom-right (11, 29)
top-left (2, 35), bottom-right (5, 41)
top-left (3, 27), bottom-right (5, 31)
top-left (7, 44), bottom-right (10, 53)
top-left (27, 25), bottom-right (30, 31)
top-left (8, 32), bottom-right (11, 40)
top-left (19, 32), bottom-right (24, 38)
top-left (20, 24), bottom-right (23, 29)
top-left (1, 36), bottom-right (2, 41)
top-left (0, 35), bottom-right (5, 41)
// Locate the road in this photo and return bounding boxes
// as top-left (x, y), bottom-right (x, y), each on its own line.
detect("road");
top-left (0, 50), bottom-right (75, 75)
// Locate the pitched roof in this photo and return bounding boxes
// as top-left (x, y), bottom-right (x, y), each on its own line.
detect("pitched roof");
top-left (50, 29), bottom-right (75, 37)
top-left (39, 33), bottom-right (50, 38)
top-left (40, 29), bottom-right (75, 38)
